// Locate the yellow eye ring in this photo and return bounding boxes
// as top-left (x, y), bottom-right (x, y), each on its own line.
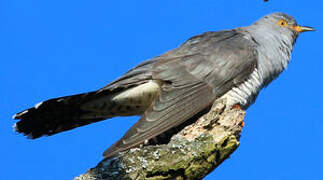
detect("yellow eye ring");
top-left (278, 20), bottom-right (288, 27)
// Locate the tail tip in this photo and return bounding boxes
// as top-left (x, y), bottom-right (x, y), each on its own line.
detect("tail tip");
top-left (12, 110), bottom-right (29, 119)
top-left (12, 114), bottom-right (18, 119)
top-left (13, 100), bottom-right (43, 120)
top-left (13, 122), bottom-right (38, 139)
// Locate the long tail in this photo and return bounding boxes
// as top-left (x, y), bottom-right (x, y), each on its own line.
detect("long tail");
top-left (13, 91), bottom-right (111, 139)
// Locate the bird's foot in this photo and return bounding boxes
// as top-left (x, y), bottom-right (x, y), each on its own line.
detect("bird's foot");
top-left (240, 121), bottom-right (245, 127)
top-left (232, 104), bottom-right (244, 127)
top-left (232, 104), bottom-right (241, 110)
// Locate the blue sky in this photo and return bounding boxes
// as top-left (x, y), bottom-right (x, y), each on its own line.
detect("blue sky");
top-left (1, 0), bottom-right (322, 179)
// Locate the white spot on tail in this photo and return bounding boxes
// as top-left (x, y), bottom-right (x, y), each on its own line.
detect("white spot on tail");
top-left (57, 98), bottom-right (64, 102)
top-left (12, 114), bottom-right (18, 119)
top-left (12, 123), bottom-right (18, 132)
top-left (35, 102), bottom-right (43, 109)
top-left (13, 110), bottom-right (29, 119)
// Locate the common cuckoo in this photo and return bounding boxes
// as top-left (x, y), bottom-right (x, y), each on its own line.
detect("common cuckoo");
top-left (13, 13), bottom-right (314, 157)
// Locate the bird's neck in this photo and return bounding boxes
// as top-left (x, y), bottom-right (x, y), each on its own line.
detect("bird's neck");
top-left (240, 27), bottom-right (297, 86)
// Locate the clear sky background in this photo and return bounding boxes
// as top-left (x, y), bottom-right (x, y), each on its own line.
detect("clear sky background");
top-left (1, 0), bottom-right (322, 179)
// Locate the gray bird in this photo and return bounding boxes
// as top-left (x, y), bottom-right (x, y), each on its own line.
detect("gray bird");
top-left (13, 12), bottom-right (314, 158)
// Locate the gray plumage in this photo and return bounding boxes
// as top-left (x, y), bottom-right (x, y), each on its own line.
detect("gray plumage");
top-left (13, 12), bottom-right (314, 158)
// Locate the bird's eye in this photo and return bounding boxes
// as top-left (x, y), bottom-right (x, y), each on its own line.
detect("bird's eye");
top-left (278, 20), bottom-right (288, 27)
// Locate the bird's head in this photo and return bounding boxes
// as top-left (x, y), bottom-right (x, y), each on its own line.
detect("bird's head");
top-left (247, 12), bottom-right (315, 48)
top-left (253, 12), bottom-right (315, 35)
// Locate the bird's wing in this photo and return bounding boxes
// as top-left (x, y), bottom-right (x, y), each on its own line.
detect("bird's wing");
top-left (104, 30), bottom-right (259, 157)
top-left (98, 58), bottom-right (158, 92)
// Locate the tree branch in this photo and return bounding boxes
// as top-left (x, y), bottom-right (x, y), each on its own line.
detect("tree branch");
top-left (75, 99), bottom-right (245, 180)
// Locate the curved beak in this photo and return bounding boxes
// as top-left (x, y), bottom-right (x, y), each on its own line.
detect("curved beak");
top-left (291, 25), bottom-right (316, 33)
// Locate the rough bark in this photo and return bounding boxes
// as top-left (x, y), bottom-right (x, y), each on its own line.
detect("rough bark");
top-left (75, 99), bottom-right (245, 180)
